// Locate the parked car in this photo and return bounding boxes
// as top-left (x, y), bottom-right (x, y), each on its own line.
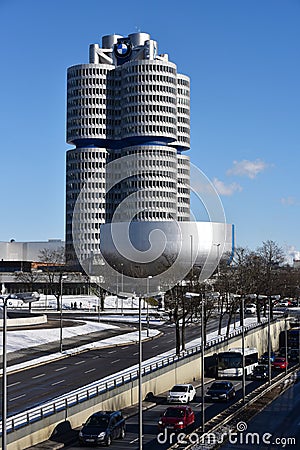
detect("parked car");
top-left (251, 364), bottom-right (270, 380)
top-left (245, 303), bottom-right (256, 314)
top-left (79, 410), bottom-right (126, 446)
top-left (205, 381), bottom-right (236, 402)
top-left (260, 351), bottom-right (276, 364)
top-left (167, 384), bottom-right (196, 404)
top-left (158, 406), bottom-right (195, 431)
top-left (272, 357), bottom-right (288, 370)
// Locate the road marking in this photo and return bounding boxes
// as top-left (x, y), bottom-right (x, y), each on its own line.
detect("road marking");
top-left (133, 352), bottom-right (139, 356)
top-left (122, 346), bottom-right (129, 349)
top-left (111, 359), bottom-right (120, 364)
top-left (130, 436), bottom-right (144, 444)
top-left (9, 394), bottom-right (25, 402)
top-left (75, 360), bottom-right (85, 365)
top-left (152, 345), bottom-right (159, 349)
top-left (92, 356), bottom-right (99, 359)
top-left (167, 339), bottom-right (173, 343)
top-left (108, 350), bottom-right (116, 354)
top-left (8, 381), bottom-right (21, 387)
top-left (85, 368), bottom-right (96, 374)
top-left (32, 373), bottom-right (45, 379)
top-left (51, 380), bottom-right (65, 386)
top-left (55, 366), bottom-right (67, 371)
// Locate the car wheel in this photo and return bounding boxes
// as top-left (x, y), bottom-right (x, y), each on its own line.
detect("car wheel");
top-left (105, 435), bottom-right (112, 447)
top-left (120, 427), bottom-right (126, 439)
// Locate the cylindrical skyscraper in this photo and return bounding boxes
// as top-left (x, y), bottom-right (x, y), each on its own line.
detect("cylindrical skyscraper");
top-left (66, 32), bottom-right (190, 266)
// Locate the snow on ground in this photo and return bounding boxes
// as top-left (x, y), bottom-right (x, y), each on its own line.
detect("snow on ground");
top-left (0, 320), bottom-right (120, 355)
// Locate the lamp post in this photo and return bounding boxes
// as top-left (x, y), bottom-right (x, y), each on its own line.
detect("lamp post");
top-left (268, 296), bottom-right (272, 385)
top-left (146, 276), bottom-right (152, 337)
top-left (60, 275), bottom-right (67, 353)
top-left (241, 296), bottom-right (246, 403)
top-left (138, 296), bottom-right (143, 450)
top-left (185, 292), bottom-right (205, 432)
top-left (1, 292), bottom-right (40, 450)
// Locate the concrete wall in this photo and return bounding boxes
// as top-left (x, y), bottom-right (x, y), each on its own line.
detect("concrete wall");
top-left (4, 318), bottom-right (286, 450)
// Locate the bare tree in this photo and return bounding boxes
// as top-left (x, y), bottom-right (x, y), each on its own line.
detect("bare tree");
top-left (38, 247), bottom-right (67, 311)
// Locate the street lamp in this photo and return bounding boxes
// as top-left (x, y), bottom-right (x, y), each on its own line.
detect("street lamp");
top-left (241, 296), bottom-right (246, 403)
top-left (60, 275), bottom-right (68, 353)
top-left (1, 292), bottom-right (40, 450)
top-left (185, 292), bottom-right (205, 432)
top-left (138, 296), bottom-right (143, 450)
top-left (268, 296), bottom-right (272, 385)
top-left (146, 276), bottom-right (152, 337)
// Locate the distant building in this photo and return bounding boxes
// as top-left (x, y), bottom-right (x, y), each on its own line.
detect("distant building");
top-left (0, 239), bottom-right (64, 263)
top-left (293, 259), bottom-right (300, 269)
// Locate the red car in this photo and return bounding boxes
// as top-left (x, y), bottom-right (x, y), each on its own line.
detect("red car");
top-left (272, 357), bottom-right (288, 370)
top-left (158, 406), bottom-right (195, 431)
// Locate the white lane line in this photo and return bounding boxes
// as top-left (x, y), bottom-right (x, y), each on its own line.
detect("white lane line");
top-left (85, 368), bottom-right (96, 374)
top-left (152, 345), bottom-right (159, 349)
top-left (133, 352), bottom-right (139, 356)
top-left (108, 350), bottom-right (117, 354)
top-left (130, 436), bottom-right (144, 444)
top-left (51, 380), bottom-right (65, 386)
top-left (75, 360), bottom-right (85, 365)
top-left (122, 346), bottom-right (129, 349)
top-left (167, 339), bottom-right (173, 343)
top-left (8, 381), bottom-right (21, 388)
top-left (92, 356), bottom-right (99, 359)
top-left (9, 394), bottom-right (26, 402)
top-left (32, 373), bottom-right (46, 379)
top-left (111, 359), bottom-right (120, 364)
top-left (55, 366), bottom-right (67, 371)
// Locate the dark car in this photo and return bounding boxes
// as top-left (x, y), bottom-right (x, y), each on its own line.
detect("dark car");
top-left (79, 410), bottom-right (126, 446)
top-left (260, 351), bottom-right (276, 364)
top-left (251, 364), bottom-right (269, 380)
top-left (158, 406), bottom-right (195, 431)
top-left (205, 381), bottom-right (236, 402)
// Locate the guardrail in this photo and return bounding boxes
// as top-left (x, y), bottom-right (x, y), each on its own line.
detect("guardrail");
top-left (0, 317), bottom-right (271, 436)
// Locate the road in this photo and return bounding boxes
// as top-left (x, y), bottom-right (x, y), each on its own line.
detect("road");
top-left (63, 378), bottom-right (263, 450)
top-left (1, 316), bottom-right (226, 417)
top-left (220, 377), bottom-right (300, 449)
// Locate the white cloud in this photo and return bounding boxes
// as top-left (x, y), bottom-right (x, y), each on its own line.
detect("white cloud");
top-left (227, 159), bottom-right (269, 179)
top-left (212, 178), bottom-right (243, 196)
top-left (280, 196), bottom-right (297, 206)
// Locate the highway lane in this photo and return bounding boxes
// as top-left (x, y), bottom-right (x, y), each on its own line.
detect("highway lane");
top-left (64, 378), bottom-right (263, 450)
top-left (0, 316), bottom-right (237, 417)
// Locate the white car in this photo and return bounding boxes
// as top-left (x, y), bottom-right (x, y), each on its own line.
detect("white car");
top-left (167, 384), bottom-right (196, 404)
top-left (245, 303), bottom-right (256, 314)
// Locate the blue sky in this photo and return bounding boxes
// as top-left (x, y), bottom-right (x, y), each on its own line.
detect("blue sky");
top-left (0, 0), bottom-right (299, 260)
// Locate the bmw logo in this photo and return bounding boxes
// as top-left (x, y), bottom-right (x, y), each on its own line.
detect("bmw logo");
top-left (114, 41), bottom-right (132, 58)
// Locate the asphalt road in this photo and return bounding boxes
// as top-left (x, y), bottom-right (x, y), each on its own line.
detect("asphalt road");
top-left (1, 317), bottom-right (224, 417)
top-left (63, 378), bottom-right (263, 450)
top-left (220, 378), bottom-right (300, 449)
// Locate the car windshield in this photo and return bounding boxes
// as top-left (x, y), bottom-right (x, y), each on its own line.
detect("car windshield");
top-left (164, 408), bottom-right (185, 418)
top-left (85, 416), bottom-right (109, 430)
top-left (171, 385), bottom-right (188, 392)
top-left (210, 383), bottom-right (228, 390)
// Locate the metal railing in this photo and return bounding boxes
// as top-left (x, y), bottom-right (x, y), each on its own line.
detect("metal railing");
top-left (0, 317), bottom-right (271, 435)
